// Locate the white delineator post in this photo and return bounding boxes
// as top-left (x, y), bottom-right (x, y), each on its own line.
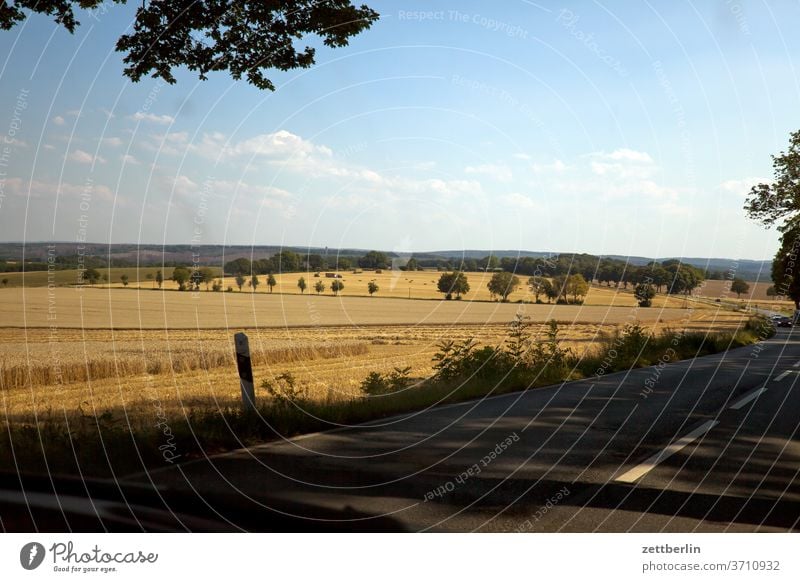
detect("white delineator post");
top-left (234, 332), bottom-right (256, 413)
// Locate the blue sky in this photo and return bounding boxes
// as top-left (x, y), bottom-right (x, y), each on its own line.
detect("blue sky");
top-left (0, 0), bottom-right (798, 260)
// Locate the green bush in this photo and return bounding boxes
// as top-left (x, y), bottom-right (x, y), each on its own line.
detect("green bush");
top-left (360, 366), bottom-right (412, 396)
top-left (360, 371), bottom-right (388, 395)
top-left (432, 338), bottom-right (477, 381)
top-left (261, 372), bottom-right (304, 404)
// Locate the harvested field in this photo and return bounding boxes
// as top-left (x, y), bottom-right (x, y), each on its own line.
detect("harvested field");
top-left (0, 281), bottom-right (752, 470)
top-left (0, 327), bottom-right (368, 391)
top-left (0, 266), bottom-right (199, 288)
top-left (697, 279), bottom-right (793, 307)
top-left (0, 287), bottom-right (701, 329)
top-left (1, 307), bottom-right (749, 419)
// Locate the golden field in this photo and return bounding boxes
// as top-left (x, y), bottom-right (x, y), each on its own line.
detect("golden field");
top-left (0, 280), bottom-right (748, 430)
top-left (0, 284), bottom-right (696, 329)
top-left (1, 313), bottom-right (748, 425)
top-left (0, 266), bottom-right (210, 288)
top-left (104, 269), bottom-right (696, 306)
top-left (696, 278), bottom-right (794, 310)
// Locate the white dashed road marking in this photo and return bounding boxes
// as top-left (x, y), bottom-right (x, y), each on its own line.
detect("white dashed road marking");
top-left (730, 386), bottom-right (768, 410)
top-left (615, 420), bottom-right (719, 484)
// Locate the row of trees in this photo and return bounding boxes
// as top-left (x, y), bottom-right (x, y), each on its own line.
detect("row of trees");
top-left (224, 251), bottom-right (306, 275)
top-left (486, 255), bottom-right (706, 295)
top-left (436, 270), bottom-right (591, 304)
top-left (204, 250), bottom-right (717, 298)
top-left (223, 249), bottom-right (429, 276)
top-left (90, 266), bottom-right (383, 297)
top-left (1, 254), bottom-right (144, 272)
top-left (224, 252), bottom-right (361, 275)
top-left (74, 259), bottom-right (715, 305)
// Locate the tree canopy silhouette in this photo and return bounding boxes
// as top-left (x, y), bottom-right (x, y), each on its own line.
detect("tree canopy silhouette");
top-left (745, 130), bottom-right (800, 308)
top-left (0, 1), bottom-right (379, 90)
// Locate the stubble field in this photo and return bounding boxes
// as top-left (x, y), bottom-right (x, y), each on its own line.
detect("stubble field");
top-left (0, 283), bottom-right (697, 329)
top-left (697, 278), bottom-right (794, 311)
top-left (0, 281), bottom-right (747, 431)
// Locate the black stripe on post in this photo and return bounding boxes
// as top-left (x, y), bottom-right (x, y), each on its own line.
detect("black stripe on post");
top-left (234, 332), bottom-right (256, 412)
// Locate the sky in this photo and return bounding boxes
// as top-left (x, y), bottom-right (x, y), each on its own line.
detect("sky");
top-left (0, 0), bottom-right (798, 260)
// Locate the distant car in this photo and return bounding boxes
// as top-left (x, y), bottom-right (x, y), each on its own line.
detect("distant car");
top-left (777, 317), bottom-right (792, 328)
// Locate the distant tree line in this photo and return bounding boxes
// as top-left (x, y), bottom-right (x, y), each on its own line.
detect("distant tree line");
top-left (0, 255), bottom-right (160, 271)
top-left (225, 251), bottom-right (344, 275)
top-left (432, 257), bottom-right (706, 305)
top-left (6, 247), bottom-right (752, 289)
top-left (1, 255), bottom-right (216, 272)
top-left (479, 254), bottom-right (706, 296)
top-left (222, 249), bottom-right (425, 276)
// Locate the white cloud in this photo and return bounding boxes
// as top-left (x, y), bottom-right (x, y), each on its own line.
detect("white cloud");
top-left (213, 179), bottom-right (292, 201)
top-left (52, 116), bottom-right (65, 126)
top-left (588, 149), bottom-right (656, 179)
top-left (718, 177), bottom-right (769, 196)
top-left (101, 137), bottom-right (123, 148)
top-left (529, 147), bottom-right (693, 216)
top-left (163, 175), bottom-right (291, 201)
top-left (657, 199), bottom-right (692, 216)
top-left (132, 112), bottom-right (175, 125)
top-left (163, 175), bottom-right (296, 219)
top-left (502, 192), bottom-right (540, 209)
top-left (121, 154), bottom-right (140, 165)
top-left (465, 163), bottom-right (513, 182)
top-left (147, 130), bottom-right (333, 170)
top-left (3, 177), bottom-right (113, 201)
top-left (145, 131), bottom-right (190, 156)
top-left (513, 153), bottom-right (532, 161)
top-left (166, 174), bottom-right (198, 198)
top-left (532, 159), bottom-right (567, 173)
top-left (147, 130), bottom-right (483, 207)
top-left (421, 178), bottom-right (482, 197)
top-left (68, 149), bottom-right (105, 164)
top-left (195, 130), bottom-right (333, 164)
top-left (595, 148), bottom-right (654, 163)
top-left (409, 161), bottom-right (437, 171)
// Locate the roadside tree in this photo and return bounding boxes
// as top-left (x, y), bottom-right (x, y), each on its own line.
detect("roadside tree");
top-left (634, 282), bottom-right (656, 307)
top-left (437, 271), bottom-right (470, 299)
top-left (487, 271), bottom-right (520, 302)
top-left (730, 278), bottom-right (750, 299)
top-left (172, 266), bottom-right (191, 291)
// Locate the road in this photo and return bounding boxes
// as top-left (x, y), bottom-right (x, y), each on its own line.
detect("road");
top-left (116, 327), bottom-right (800, 532)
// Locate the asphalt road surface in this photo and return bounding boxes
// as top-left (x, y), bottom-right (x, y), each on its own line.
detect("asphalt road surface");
top-left (118, 327), bottom-right (800, 532)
